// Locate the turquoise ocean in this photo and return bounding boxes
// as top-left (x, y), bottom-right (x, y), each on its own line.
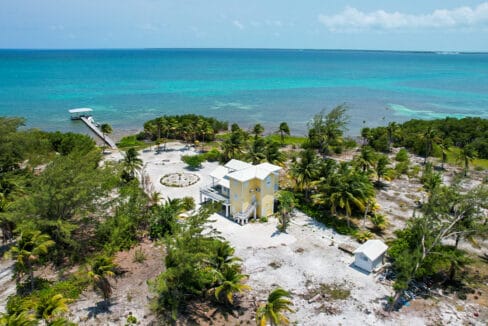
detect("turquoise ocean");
top-left (0, 49), bottom-right (487, 137)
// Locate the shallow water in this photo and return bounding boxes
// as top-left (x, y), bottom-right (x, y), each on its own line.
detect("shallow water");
top-left (1, 49), bottom-right (487, 136)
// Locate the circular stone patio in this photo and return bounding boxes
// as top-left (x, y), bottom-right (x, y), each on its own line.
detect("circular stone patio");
top-left (160, 172), bottom-right (200, 187)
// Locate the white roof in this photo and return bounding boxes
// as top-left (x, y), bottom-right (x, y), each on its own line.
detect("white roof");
top-left (217, 178), bottom-right (230, 189)
top-left (354, 240), bottom-right (388, 261)
top-left (224, 159), bottom-right (252, 171)
top-left (256, 162), bottom-right (282, 173)
top-left (228, 163), bottom-right (281, 182)
top-left (69, 108), bottom-right (93, 113)
top-left (210, 166), bottom-right (228, 180)
top-left (209, 159), bottom-right (282, 183)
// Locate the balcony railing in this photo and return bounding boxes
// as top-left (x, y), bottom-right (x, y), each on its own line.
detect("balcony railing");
top-left (199, 184), bottom-right (230, 204)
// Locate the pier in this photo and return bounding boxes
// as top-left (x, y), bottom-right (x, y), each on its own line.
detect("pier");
top-left (69, 108), bottom-right (117, 149)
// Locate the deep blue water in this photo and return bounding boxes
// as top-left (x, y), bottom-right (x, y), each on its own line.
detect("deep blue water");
top-left (0, 49), bottom-right (487, 137)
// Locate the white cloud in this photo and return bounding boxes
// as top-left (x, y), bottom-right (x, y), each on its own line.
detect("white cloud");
top-left (232, 20), bottom-right (244, 30)
top-left (318, 2), bottom-right (488, 31)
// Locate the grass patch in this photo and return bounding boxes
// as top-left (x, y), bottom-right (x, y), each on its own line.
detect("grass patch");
top-left (265, 134), bottom-right (307, 146)
top-left (445, 147), bottom-right (488, 170)
top-left (303, 283), bottom-right (351, 301)
top-left (117, 135), bottom-right (148, 149)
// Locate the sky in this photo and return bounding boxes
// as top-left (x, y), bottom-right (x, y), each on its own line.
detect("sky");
top-left (1, 0), bottom-right (487, 51)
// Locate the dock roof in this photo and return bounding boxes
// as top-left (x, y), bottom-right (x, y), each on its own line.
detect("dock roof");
top-left (69, 108), bottom-right (93, 113)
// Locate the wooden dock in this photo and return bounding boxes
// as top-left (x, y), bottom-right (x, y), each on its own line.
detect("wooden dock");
top-left (80, 116), bottom-right (117, 149)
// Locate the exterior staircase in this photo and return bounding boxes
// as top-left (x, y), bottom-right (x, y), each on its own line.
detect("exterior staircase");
top-left (234, 200), bottom-right (257, 225)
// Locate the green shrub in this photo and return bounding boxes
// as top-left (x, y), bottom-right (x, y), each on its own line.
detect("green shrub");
top-left (180, 197), bottom-right (195, 211)
top-left (395, 161), bottom-right (409, 175)
top-left (353, 230), bottom-right (374, 243)
top-left (181, 154), bottom-right (205, 169)
top-left (133, 248), bottom-right (147, 263)
top-left (395, 149), bottom-right (409, 162)
top-left (117, 135), bottom-right (145, 148)
top-left (370, 213), bottom-right (388, 232)
top-left (203, 148), bottom-right (221, 162)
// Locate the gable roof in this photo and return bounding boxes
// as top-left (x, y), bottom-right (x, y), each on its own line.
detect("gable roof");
top-left (353, 240), bottom-right (388, 261)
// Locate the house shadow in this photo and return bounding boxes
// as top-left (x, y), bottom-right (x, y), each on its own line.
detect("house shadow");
top-left (348, 262), bottom-right (371, 276)
top-left (86, 300), bottom-right (114, 319)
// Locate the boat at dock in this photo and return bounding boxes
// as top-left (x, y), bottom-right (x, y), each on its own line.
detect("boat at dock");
top-left (68, 108), bottom-right (117, 149)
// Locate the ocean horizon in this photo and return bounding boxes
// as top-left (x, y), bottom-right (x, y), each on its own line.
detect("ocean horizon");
top-left (1, 48), bottom-right (487, 139)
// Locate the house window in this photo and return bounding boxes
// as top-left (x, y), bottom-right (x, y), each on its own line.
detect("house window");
top-left (362, 255), bottom-right (368, 262)
top-left (234, 194), bottom-right (238, 200)
top-left (266, 176), bottom-right (271, 186)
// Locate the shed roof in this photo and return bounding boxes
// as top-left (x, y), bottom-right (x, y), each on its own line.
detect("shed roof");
top-left (353, 240), bottom-right (388, 261)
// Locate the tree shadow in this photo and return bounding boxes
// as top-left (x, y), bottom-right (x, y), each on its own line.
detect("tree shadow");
top-left (86, 300), bottom-right (114, 319)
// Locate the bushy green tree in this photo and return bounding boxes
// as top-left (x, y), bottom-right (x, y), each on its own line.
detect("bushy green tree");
top-left (181, 154), bottom-right (204, 169)
top-left (307, 105), bottom-right (349, 155)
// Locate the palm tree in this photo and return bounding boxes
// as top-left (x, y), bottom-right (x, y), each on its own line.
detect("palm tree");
top-left (100, 123), bottom-right (112, 140)
top-left (438, 140), bottom-right (450, 170)
top-left (88, 256), bottom-right (118, 303)
top-left (290, 149), bottom-right (319, 200)
top-left (276, 191), bottom-right (296, 233)
top-left (214, 267), bottom-right (251, 306)
top-left (386, 122), bottom-right (399, 152)
top-left (36, 294), bottom-right (69, 323)
top-left (211, 241), bottom-right (242, 272)
top-left (422, 127), bottom-right (439, 164)
top-left (374, 154), bottom-right (390, 183)
top-left (221, 130), bottom-right (246, 161)
top-left (252, 124), bottom-right (265, 138)
top-left (314, 165), bottom-right (375, 227)
top-left (8, 231), bottom-right (55, 291)
top-left (123, 148), bottom-right (143, 179)
top-left (155, 117), bottom-right (166, 140)
top-left (0, 193), bottom-right (15, 243)
top-left (100, 123), bottom-right (113, 153)
top-left (264, 140), bottom-right (285, 166)
top-left (277, 122), bottom-right (290, 145)
top-left (256, 288), bottom-right (294, 326)
top-left (247, 137), bottom-right (267, 164)
top-left (457, 145), bottom-right (477, 177)
top-left (353, 146), bottom-right (376, 173)
top-left (148, 191), bottom-right (162, 209)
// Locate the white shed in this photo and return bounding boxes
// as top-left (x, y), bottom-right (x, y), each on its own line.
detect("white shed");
top-left (353, 240), bottom-right (388, 273)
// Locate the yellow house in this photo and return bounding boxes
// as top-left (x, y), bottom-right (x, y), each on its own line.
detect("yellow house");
top-left (200, 159), bottom-right (281, 224)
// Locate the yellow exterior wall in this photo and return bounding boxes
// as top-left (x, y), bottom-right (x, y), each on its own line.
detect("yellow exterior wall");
top-left (229, 172), bottom-right (279, 218)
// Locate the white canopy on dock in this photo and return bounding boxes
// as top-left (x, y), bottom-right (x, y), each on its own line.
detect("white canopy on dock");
top-left (69, 108), bottom-right (93, 113)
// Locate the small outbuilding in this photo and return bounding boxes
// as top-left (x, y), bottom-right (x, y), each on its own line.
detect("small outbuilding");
top-left (353, 240), bottom-right (388, 273)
